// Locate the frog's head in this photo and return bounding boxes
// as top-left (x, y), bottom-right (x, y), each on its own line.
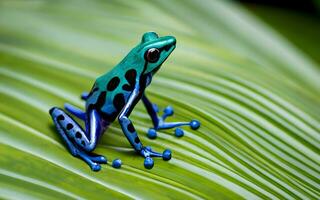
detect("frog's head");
top-left (138, 32), bottom-right (176, 75)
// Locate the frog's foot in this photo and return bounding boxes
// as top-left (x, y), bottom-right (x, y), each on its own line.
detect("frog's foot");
top-left (50, 107), bottom-right (107, 171)
top-left (57, 130), bottom-right (107, 171)
top-left (147, 105), bottom-right (201, 139)
top-left (74, 150), bottom-right (107, 171)
top-left (140, 146), bottom-right (172, 169)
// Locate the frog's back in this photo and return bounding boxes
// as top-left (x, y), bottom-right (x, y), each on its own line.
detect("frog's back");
top-left (85, 60), bottom-right (144, 122)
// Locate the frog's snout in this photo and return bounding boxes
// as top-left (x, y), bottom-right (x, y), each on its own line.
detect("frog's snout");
top-left (163, 36), bottom-right (176, 52)
top-left (167, 36), bottom-right (176, 47)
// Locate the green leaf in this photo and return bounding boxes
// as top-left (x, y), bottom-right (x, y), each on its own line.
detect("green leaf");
top-left (0, 0), bottom-right (319, 199)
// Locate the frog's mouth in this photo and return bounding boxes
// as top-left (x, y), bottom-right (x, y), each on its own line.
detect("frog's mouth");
top-left (162, 44), bottom-right (176, 59)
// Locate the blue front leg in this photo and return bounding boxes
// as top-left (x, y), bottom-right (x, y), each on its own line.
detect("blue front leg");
top-left (49, 107), bottom-right (107, 171)
top-left (118, 85), bottom-right (171, 169)
top-left (64, 103), bottom-right (86, 121)
top-left (142, 93), bottom-right (200, 139)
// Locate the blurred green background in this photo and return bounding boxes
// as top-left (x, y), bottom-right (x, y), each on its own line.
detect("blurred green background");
top-left (0, 0), bottom-right (319, 199)
top-left (239, 0), bottom-right (320, 65)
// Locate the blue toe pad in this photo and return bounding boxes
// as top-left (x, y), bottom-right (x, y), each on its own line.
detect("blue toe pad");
top-left (147, 128), bottom-right (157, 139)
top-left (144, 157), bottom-right (154, 169)
top-left (91, 163), bottom-right (101, 171)
top-left (163, 106), bottom-right (174, 116)
top-left (112, 159), bottom-right (122, 169)
top-left (162, 149), bottom-right (172, 161)
top-left (190, 120), bottom-right (201, 130)
top-left (174, 128), bottom-right (184, 137)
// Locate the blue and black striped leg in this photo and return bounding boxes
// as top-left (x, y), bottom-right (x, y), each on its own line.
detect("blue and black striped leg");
top-left (142, 94), bottom-right (200, 139)
top-left (119, 86), bottom-right (171, 169)
top-left (118, 115), bottom-right (172, 169)
top-left (49, 107), bottom-right (107, 171)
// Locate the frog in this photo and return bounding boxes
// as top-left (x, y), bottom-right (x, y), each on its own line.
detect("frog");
top-left (49, 32), bottom-right (200, 171)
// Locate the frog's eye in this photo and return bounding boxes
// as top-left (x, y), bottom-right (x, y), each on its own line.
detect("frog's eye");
top-left (145, 48), bottom-right (160, 63)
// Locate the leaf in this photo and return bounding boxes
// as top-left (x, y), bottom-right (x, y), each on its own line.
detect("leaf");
top-left (0, 0), bottom-right (319, 199)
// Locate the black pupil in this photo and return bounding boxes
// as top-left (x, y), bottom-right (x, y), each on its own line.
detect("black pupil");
top-left (146, 48), bottom-right (160, 63)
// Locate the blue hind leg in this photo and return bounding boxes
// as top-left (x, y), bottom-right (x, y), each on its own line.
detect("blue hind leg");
top-left (142, 94), bottom-right (200, 139)
top-left (49, 107), bottom-right (106, 171)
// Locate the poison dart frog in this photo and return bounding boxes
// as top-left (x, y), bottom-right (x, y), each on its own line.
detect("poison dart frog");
top-left (49, 32), bottom-right (200, 171)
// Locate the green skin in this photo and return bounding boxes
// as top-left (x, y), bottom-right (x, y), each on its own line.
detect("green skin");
top-left (50, 32), bottom-right (199, 171)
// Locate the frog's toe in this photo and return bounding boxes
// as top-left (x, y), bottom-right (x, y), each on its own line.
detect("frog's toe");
top-left (162, 149), bottom-right (172, 161)
top-left (90, 155), bottom-right (107, 164)
top-left (162, 106), bottom-right (174, 120)
top-left (112, 158), bottom-right (122, 169)
top-left (144, 157), bottom-right (154, 169)
top-left (147, 128), bottom-right (157, 139)
top-left (91, 162), bottom-right (101, 171)
top-left (139, 147), bottom-right (172, 169)
top-left (190, 119), bottom-right (201, 130)
top-left (153, 106), bottom-right (201, 135)
top-left (174, 128), bottom-right (184, 137)
top-left (156, 121), bottom-right (197, 135)
top-left (76, 151), bottom-right (104, 171)
top-left (141, 147), bottom-right (172, 161)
